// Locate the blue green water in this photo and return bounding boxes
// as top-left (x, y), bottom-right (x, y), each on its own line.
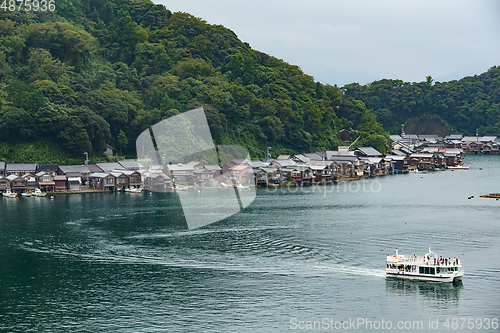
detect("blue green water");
top-left (1, 155), bottom-right (499, 332)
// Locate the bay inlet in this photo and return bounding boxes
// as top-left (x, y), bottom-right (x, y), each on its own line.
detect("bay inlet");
top-left (0, 155), bottom-right (499, 332)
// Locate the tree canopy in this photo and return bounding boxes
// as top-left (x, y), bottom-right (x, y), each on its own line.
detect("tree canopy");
top-left (342, 67), bottom-right (500, 136)
top-left (0, 0), bottom-right (409, 163)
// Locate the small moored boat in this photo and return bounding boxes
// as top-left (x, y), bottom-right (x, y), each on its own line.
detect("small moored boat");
top-left (2, 189), bottom-right (17, 198)
top-left (32, 188), bottom-right (47, 197)
top-left (174, 185), bottom-right (188, 191)
top-left (21, 192), bottom-right (32, 197)
top-left (125, 186), bottom-right (142, 193)
top-left (447, 165), bottom-right (469, 170)
top-left (236, 184), bottom-right (250, 190)
top-left (386, 248), bottom-right (464, 283)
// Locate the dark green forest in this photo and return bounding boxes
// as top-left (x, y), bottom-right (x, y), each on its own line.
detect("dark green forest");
top-left (342, 68), bottom-right (500, 136)
top-left (0, 0), bottom-right (497, 164)
top-left (0, 0), bottom-right (389, 163)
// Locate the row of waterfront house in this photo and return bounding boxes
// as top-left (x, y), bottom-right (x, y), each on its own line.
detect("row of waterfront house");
top-left (392, 134), bottom-right (500, 154)
top-left (0, 133), bottom-right (473, 193)
top-left (0, 161), bottom-right (148, 193)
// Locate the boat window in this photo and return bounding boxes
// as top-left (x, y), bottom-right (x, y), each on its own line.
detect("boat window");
top-left (419, 267), bottom-right (424, 274)
top-left (430, 267), bottom-right (435, 275)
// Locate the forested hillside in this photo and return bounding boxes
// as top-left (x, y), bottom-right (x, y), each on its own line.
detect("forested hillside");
top-left (0, 0), bottom-right (388, 163)
top-left (342, 67), bottom-right (500, 136)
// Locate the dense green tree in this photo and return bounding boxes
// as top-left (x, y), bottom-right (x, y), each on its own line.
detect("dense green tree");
top-left (260, 115), bottom-right (284, 142)
top-left (0, 107), bottom-right (36, 141)
top-left (116, 129), bottom-right (129, 155)
top-left (0, 0), bottom-right (421, 162)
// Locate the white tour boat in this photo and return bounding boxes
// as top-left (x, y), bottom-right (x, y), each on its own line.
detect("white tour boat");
top-left (386, 248), bottom-right (464, 283)
top-left (2, 189), bottom-right (17, 198)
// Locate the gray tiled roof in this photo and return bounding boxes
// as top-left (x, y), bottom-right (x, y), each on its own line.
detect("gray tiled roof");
top-left (355, 147), bottom-right (382, 157)
top-left (250, 161), bottom-right (269, 168)
top-left (303, 153), bottom-right (323, 161)
top-left (389, 135), bottom-right (402, 142)
top-left (481, 136), bottom-right (497, 142)
top-left (445, 134), bottom-right (464, 140)
top-left (6, 163), bottom-right (37, 171)
top-left (96, 163), bottom-right (125, 172)
top-left (37, 164), bottom-right (58, 172)
top-left (59, 165), bottom-right (90, 174)
top-left (118, 160), bottom-right (144, 169)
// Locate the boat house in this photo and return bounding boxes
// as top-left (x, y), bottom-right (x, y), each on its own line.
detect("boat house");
top-left (36, 172), bottom-right (56, 192)
top-left (7, 175), bottom-right (27, 192)
top-left (0, 175), bottom-right (10, 191)
top-left (53, 175), bottom-right (67, 191)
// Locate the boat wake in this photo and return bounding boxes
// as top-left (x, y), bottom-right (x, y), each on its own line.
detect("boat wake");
top-left (316, 263), bottom-right (386, 278)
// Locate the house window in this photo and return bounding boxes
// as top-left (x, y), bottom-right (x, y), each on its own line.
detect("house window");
top-left (0, 182), bottom-right (5, 186)
top-left (106, 178), bottom-right (114, 184)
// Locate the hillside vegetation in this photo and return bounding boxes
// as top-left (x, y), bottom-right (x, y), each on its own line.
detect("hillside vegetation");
top-left (343, 68), bottom-right (500, 136)
top-left (0, 0), bottom-right (388, 163)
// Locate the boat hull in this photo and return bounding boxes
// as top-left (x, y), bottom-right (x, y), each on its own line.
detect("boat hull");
top-left (447, 166), bottom-right (469, 170)
top-left (125, 188), bottom-right (142, 193)
top-left (386, 270), bottom-right (464, 283)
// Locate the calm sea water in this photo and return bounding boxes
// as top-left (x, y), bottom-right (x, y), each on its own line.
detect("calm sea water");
top-left (1, 155), bottom-right (499, 332)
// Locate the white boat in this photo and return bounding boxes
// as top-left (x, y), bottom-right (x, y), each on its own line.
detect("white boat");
top-left (32, 189), bottom-right (47, 197)
top-left (2, 189), bottom-right (17, 198)
top-left (236, 184), bottom-right (250, 190)
top-left (220, 182), bottom-right (228, 188)
top-left (174, 185), bottom-right (188, 191)
top-left (21, 192), bottom-right (32, 197)
top-left (447, 165), bottom-right (469, 170)
top-left (125, 187), bottom-right (142, 193)
top-left (386, 248), bottom-right (464, 283)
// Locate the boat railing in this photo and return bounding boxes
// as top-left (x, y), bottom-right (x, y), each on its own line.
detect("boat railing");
top-left (386, 256), bottom-right (461, 267)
